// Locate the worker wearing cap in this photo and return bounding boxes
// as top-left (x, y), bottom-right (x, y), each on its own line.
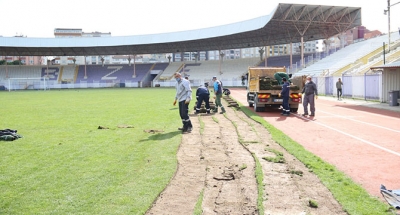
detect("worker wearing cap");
top-left (195, 83), bottom-right (211, 114)
top-left (301, 76), bottom-right (318, 117)
top-left (279, 77), bottom-right (290, 116)
top-left (212, 76), bottom-right (226, 114)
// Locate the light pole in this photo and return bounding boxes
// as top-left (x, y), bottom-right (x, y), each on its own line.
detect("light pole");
top-left (5, 56), bottom-right (8, 78)
top-left (219, 51), bottom-right (225, 75)
top-left (384, 0), bottom-right (400, 53)
top-left (46, 57), bottom-right (52, 78)
top-left (132, 54), bottom-right (136, 78)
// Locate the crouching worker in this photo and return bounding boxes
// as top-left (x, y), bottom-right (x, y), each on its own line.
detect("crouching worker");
top-left (173, 72), bottom-right (193, 133)
top-left (195, 83), bottom-right (211, 114)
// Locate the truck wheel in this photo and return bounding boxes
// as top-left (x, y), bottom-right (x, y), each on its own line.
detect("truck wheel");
top-left (290, 108), bottom-right (298, 113)
top-left (254, 101), bottom-right (263, 112)
top-left (249, 103), bottom-right (254, 107)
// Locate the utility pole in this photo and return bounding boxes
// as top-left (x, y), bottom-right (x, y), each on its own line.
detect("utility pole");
top-left (388, 0), bottom-right (391, 53)
top-left (385, 0), bottom-right (400, 53)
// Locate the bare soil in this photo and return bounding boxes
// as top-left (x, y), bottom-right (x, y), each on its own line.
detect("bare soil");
top-left (146, 97), bottom-right (347, 215)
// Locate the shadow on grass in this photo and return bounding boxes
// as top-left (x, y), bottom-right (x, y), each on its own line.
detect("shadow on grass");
top-left (139, 130), bottom-right (181, 142)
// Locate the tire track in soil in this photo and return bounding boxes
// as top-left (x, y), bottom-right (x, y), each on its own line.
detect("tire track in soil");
top-left (146, 101), bottom-right (258, 215)
top-left (147, 97), bottom-right (347, 215)
top-left (201, 113), bottom-right (258, 214)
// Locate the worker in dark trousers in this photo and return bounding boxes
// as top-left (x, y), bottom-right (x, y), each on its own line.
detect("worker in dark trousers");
top-left (195, 83), bottom-right (211, 114)
top-left (301, 76), bottom-right (318, 117)
top-left (173, 72), bottom-right (193, 133)
top-left (279, 77), bottom-right (290, 116)
top-left (212, 76), bottom-right (226, 114)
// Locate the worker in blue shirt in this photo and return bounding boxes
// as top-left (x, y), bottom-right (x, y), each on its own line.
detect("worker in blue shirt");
top-left (212, 76), bottom-right (226, 114)
top-left (195, 83), bottom-right (211, 114)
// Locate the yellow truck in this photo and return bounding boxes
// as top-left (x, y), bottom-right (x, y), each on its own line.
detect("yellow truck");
top-left (246, 67), bottom-right (303, 112)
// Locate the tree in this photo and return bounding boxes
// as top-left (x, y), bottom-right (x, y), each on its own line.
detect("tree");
top-left (0, 60), bottom-right (6, 65)
top-left (12, 60), bottom-right (23, 65)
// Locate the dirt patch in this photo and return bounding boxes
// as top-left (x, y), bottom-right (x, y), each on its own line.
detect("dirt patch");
top-left (144, 129), bottom-right (164, 134)
top-left (146, 97), bottom-right (346, 214)
top-left (117, 124), bottom-right (134, 128)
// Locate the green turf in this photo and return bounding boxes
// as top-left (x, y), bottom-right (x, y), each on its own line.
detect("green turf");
top-left (0, 88), bottom-right (182, 215)
top-left (1, 88), bottom-right (394, 215)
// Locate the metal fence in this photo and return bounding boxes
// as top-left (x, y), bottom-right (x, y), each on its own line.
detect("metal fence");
top-left (2, 74), bottom-right (383, 102)
top-left (313, 73), bottom-right (381, 101)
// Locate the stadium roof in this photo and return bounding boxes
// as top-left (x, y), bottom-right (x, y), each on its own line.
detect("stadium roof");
top-left (0, 3), bottom-right (361, 56)
top-left (371, 61), bottom-right (400, 69)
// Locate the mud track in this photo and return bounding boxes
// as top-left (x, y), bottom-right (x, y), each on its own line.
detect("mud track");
top-left (146, 96), bottom-right (346, 215)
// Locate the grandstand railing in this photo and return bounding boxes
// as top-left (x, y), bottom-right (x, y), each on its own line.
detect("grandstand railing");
top-left (152, 78), bottom-right (245, 88)
top-left (1, 74), bottom-right (387, 103)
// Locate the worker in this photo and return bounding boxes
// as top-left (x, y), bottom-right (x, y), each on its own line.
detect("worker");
top-left (274, 72), bottom-right (290, 85)
top-left (173, 72), bottom-right (193, 133)
top-left (301, 76), bottom-right (318, 117)
top-left (212, 76), bottom-right (226, 114)
top-left (195, 83), bottom-right (211, 114)
top-left (279, 77), bottom-right (291, 116)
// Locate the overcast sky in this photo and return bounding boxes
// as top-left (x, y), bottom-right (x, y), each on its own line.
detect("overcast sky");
top-left (2, 0), bottom-right (399, 38)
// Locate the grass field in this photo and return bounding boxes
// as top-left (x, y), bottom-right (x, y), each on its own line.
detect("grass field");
top-left (0, 88), bottom-right (393, 215)
top-left (0, 88), bottom-right (182, 214)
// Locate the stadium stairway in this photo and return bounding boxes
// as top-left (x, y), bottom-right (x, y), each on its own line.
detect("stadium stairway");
top-left (181, 58), bottom-right (259, 81)
top-left (59, 65), bottom-right (76, 83)
top-left (58, 66), bottom-right (63, 83)
top-left (157, 62), bottom-right (184, 80)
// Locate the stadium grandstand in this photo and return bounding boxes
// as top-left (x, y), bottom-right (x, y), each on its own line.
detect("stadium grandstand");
top-left (294, 31), bottom-right (400, 77)
top-left (2, 3), bottom-right (399, 103)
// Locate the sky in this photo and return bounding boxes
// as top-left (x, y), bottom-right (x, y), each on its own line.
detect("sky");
top-left (1, 0), bottom-right (399, 38)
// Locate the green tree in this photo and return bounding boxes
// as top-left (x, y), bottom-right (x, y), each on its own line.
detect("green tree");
top-left (12, 60), bottom-right (23, 65)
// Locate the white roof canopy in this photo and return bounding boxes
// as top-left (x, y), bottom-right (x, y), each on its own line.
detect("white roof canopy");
top-left (0, 3), bottom-right (361, 56)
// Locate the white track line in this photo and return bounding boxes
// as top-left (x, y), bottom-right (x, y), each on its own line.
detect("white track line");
top-left (293, 114), bottom-right (400, 157)
top-left (318, 102), bottom-right (400, 121)
top-left (318, 110), bottom-right (400, 133)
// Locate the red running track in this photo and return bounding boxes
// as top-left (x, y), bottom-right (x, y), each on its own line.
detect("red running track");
top-left (229, 88), bottom-right (400, 198)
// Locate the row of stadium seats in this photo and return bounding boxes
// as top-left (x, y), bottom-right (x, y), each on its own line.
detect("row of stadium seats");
top-left (184, 58), bottom-right (259, 80)
top-left (350, 47), bottom-right (400, 75)
top-left (0, 63), bottom-right (170, 86)
top-left (296, 31), bottom-right (400, 76)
